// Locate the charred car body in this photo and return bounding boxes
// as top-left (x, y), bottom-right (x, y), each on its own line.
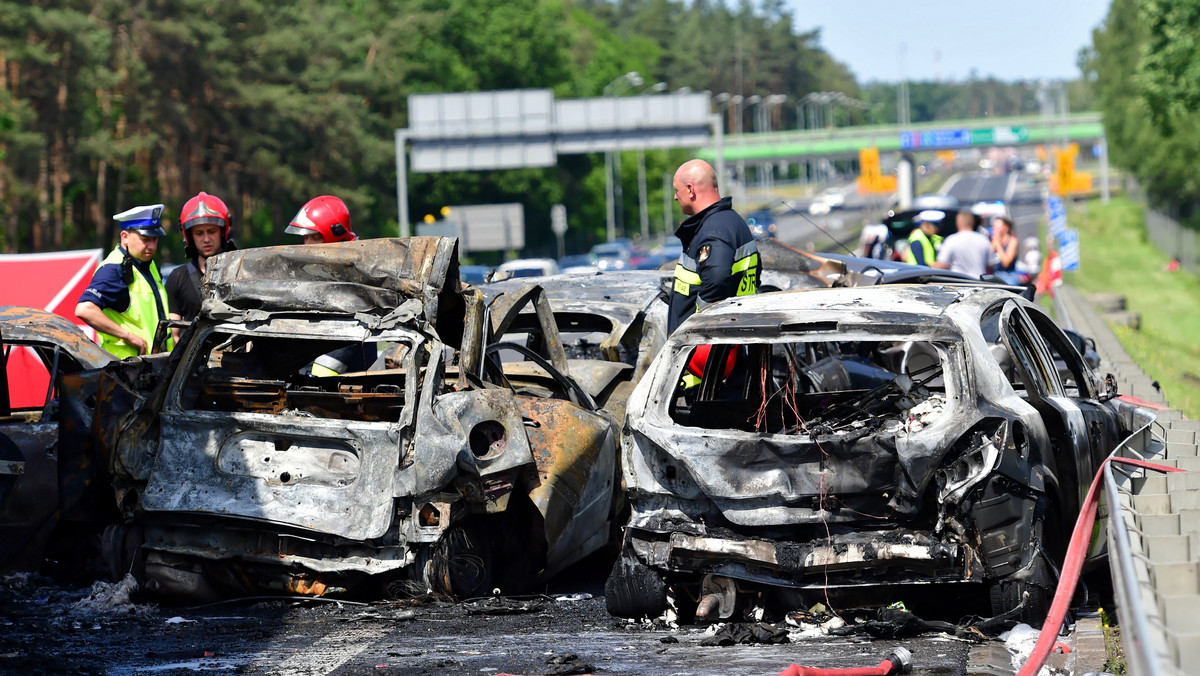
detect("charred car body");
top-left (85, 237), bottom-right (620, 601)
top-left (481, 270), bottom-right (671, 422)
top-left (609, 285), bottom-right (1140, 625)
top-left (0, 307), bottom-right (116, 572)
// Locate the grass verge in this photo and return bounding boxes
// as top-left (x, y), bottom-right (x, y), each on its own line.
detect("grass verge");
top-left (1063, 197), bottom-right (1200, 419)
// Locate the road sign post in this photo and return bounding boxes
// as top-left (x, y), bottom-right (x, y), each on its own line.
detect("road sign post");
top-left (550, 203), bottom-right (567, 259)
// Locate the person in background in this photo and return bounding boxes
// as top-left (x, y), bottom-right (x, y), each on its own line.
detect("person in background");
top-left (76, 204), bottom-right (173, 358)
top-left (904, 210), bottom-right (944, 267)
top-left (989, 216), bottom-right (1021, 285)
top-left (932, 210), bottom-right (992, 278)
top-left (166, 191), bottom-right (238, 340)
top-left (1017, 236), bottom-right (1042, 279)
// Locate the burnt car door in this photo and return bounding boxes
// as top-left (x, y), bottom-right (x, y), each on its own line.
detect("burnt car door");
top-left (0, 311), bottom-right (118, 572)
top-left (1020, 305), bottom-right (1121, 559)
top-left (997, 302), bottom-right (1099, 544)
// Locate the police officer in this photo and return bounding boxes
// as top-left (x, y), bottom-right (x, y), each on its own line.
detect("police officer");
top-left (76, 204), bottom-right (173, 358)
top-left (166, 191), bottom-right (238, 339)
top-left (905, 210), bottom-right (945, 267)
top-left (287, 195), bottom-right (372, 376)
top-left (667, 159), bottom-right (760, 334)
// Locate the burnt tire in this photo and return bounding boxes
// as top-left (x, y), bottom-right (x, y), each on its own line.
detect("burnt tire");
top-left (989, 518), bottom-right (1055, 626)
top-left (605, 548), bottom-right (667, 619)
top-left (435, 525), bottom-right (494, 599)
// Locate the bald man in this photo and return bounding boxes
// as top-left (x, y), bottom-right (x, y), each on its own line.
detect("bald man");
top-left (667, 159), bottom-right (761, 333)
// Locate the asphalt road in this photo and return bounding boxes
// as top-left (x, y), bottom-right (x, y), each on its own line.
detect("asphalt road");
top-left (3, 569), bottom-right (1060, 676)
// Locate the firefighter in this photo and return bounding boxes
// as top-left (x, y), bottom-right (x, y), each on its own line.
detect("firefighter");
top-left (166, 191), bottom-right (238, 339)
top-left (667, 159), bottom-right (760, 334)
top-left (285, 195), bottom-right (357, 244)
top-left (287, 195), bottom-right (371, 376)
top-left (76, 204), bottom-right (173, 358)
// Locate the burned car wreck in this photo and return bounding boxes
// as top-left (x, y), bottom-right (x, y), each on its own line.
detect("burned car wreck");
top-left (1, 307), bottom-right (116, 573)
top-left (88, 237), bottom-right (620, 601)
top-left (608, 285), bottom-right (1141, 625)
top-left (481, 269), bottom-right (671, 422)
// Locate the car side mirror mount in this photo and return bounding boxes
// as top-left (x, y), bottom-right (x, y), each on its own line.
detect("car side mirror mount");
top-left (1099, 373), bottom-right (1120, 402)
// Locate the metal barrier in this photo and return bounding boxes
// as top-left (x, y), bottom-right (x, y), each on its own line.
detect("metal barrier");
top-left (1104, 403), bottom-right (1173, 676)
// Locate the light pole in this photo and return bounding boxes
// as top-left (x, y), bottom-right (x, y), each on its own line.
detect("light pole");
top-left (761, 94), bottom-right (787, 192)
top-left (638, 81), bottom-right (668, 241)
top-left (603, 71), bottom-right (642, 242)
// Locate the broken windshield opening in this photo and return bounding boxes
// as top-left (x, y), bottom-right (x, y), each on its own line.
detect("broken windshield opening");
top-left (498, 311), bottom-right (624, 364)
top-left (178, 327), bottom-right (420, 422)
top-left (669, 339), bottom-right (952, 435)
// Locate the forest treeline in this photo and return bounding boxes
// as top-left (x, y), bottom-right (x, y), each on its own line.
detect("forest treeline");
top-left (1088, 0), bottom-right (1200, 222)
top-left (0, 0), bottom-right (1088, 259)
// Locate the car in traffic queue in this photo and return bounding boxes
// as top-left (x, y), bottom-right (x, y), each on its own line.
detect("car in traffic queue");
top-left (75, 237), bottom-right (623, 602)
top-left (606, 284), bottom-right (1142, 626)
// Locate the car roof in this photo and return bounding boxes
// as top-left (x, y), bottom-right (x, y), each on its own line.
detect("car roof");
top-left (0, 306), bottom-right (116, 368)
top-left (482, 269), bottom-right (668, 309)
top-left (674, 284), bottom-right (1011, 337)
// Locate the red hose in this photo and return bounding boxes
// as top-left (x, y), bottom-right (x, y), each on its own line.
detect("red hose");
top-left (776, 658), bottom-right (899, 676)
top-left (776, 648), bottom-right (911, 676)
top-left (1015, 456), bottom-right (1182, 676)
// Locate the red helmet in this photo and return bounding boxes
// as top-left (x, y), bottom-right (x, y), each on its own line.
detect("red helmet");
top-left (286, 195), bottom-right (356, 243)
top-left (181, 192), bottom-right (231, 241)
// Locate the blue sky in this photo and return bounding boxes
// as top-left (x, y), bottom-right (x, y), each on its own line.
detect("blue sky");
top-left (788, 1), bottom-right (1112, 83)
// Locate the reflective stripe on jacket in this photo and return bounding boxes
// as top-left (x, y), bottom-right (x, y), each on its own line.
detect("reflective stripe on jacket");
top-left (673, 240), bottom-right (759, 312)
top-left (905, 229), bottom-right (941, 266)
top-left (668, 196), bottom-right (761, 333)
top-left (96, 247), bottom-right (171, 359)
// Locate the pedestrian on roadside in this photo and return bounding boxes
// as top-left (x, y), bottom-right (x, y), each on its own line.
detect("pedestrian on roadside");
top-left (933, 210), bottom-right (992, 278)
top-left (904, 210), bottom-right (944, 267)
top-left (76, 204), bottom-right (173, 358)
top-left (166, 191), bottom-right (238, 340)
top-left (667, 159), bottom-right (760, 334)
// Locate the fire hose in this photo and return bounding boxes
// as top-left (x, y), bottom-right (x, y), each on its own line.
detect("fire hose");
top-left (776, 648), bottom-right (912, 676)
top-left (1013, 455), bottom-right (1181, 676)
top-left (774, 456), bottom-right (1181, 676)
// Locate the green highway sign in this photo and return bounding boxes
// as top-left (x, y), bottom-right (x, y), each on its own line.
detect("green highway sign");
top-left (970, 126), bottom-right (1029, 145)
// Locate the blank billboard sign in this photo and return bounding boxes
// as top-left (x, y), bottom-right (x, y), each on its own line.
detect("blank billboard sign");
top-left (442, 203), bottom-right (525, 253)
top-left (409, 90), bottom-right (555, 171)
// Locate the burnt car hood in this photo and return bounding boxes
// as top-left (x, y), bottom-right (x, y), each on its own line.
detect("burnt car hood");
top-left (203, 236), bottom-right (466, 346)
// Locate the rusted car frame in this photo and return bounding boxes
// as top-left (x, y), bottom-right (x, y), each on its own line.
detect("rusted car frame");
top-left (88, 237), bottom-right (619, 601)
top-left (0, 307), bottom-right (116, 572)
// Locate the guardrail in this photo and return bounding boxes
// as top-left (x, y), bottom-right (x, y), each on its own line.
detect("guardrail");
top-left (1105, 404), bottom-right (1173, 676)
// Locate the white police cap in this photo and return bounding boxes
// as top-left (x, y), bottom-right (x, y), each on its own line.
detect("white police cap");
top-left (114, 204), bottom-right (167, 237)
top-left (915, 209), bottom-right (945, 224)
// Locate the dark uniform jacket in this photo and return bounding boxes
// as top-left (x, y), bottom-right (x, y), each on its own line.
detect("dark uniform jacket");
top-left (165, 259), bottom-right (204, 321)
top-left (668, 196), bottom-right (760, 333)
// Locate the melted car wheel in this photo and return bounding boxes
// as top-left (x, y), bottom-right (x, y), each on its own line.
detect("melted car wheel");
top-left (605, 547), bottom-right (668, 619)
top-left (430, 524), bottom-right (494, 598)
top-left (988, 516), bottom-right (1055, 626)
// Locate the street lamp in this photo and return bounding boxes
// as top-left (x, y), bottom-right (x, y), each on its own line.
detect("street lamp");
top-left (635, 81), bottom-right (669, 241)
top-left (604, 72), bottom-right (642, 242)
